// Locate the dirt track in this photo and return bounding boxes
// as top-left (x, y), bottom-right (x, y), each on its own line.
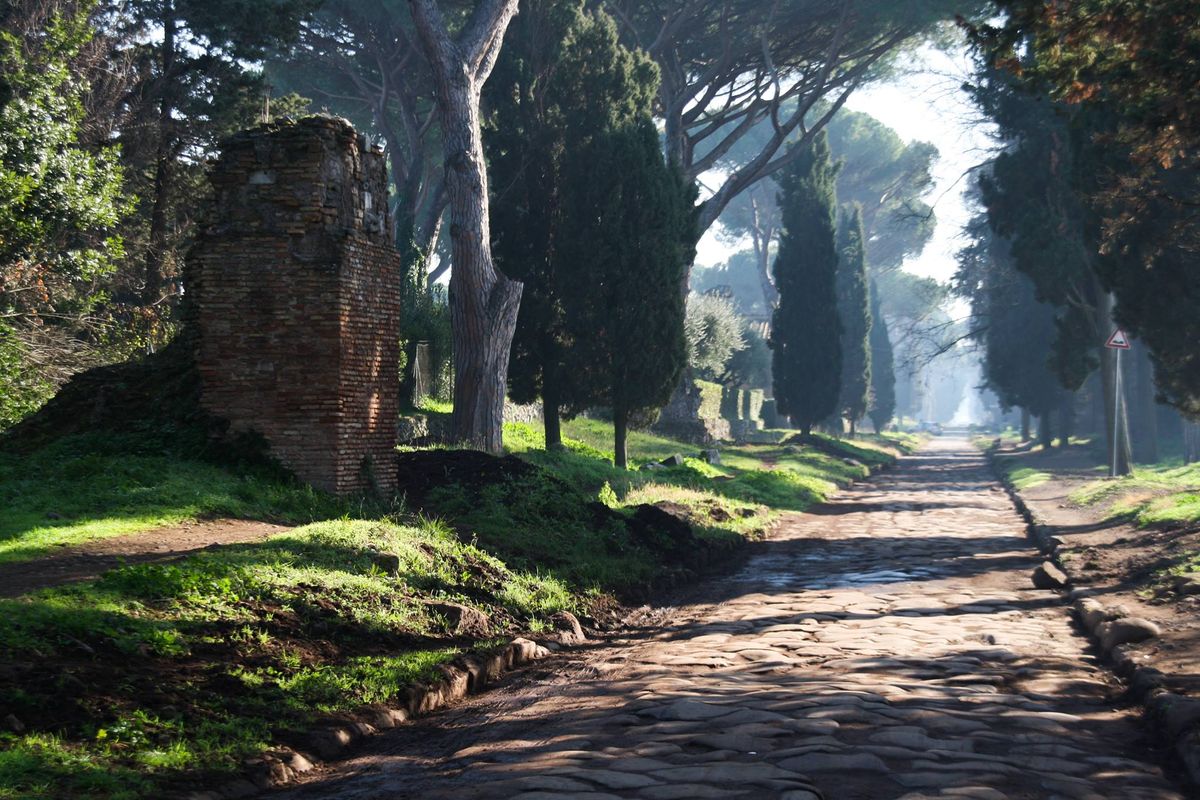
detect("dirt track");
top-left (0, 519), bottom-right (289, 597)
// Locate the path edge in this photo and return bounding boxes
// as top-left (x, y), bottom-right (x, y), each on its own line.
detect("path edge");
top-left (986, 445), bottom-right (1200, 788)
top-left (173, 634), bottom-right (570, 800)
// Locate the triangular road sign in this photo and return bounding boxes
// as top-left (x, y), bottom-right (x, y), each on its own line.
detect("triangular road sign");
top-left (1106, 329), bottom-right (1132, 350)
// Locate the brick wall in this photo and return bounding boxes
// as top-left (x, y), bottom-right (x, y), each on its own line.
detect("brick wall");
top-left (190, 116), bottom-right (400, 495)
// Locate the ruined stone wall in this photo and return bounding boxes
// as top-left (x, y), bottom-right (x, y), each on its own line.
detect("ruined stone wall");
top-left (191, 117), bottom-right (400, 495)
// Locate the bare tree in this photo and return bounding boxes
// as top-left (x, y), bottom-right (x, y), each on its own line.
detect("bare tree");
top-left (409, 0), bottom-right (521, 453)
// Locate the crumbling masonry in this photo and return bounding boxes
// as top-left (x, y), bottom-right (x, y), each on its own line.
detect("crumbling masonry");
top-left (190, 117), bottom-right (400, 494)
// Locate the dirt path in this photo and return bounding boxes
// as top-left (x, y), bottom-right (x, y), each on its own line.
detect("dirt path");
top-left (262, 436), bottom-right (1186, 800)
top-left (0, 519), bottom-right (290, 597)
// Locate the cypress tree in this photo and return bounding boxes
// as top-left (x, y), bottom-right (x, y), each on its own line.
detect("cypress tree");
top-left (771, 132), bottom-right (842, 437)
top-left (836, 204), bottom-right (872, 436)
top-left (486, 0), bottom-right (658, 449)
top-left (560, 119), bottom-right (694, 468)
top-left (867, 281), bottom-right (896, 433)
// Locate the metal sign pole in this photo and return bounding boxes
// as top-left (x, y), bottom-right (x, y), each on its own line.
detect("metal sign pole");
top-left (1111, 346), bottom-right (1122, 478)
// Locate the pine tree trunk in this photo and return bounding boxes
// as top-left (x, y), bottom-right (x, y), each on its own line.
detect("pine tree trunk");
top-left (614, 406), bottom-right (628, 469)
top-left (1037, 415), bottom-right (1053, 449)
top-left (1020, 408), bottom-right (1031, 442)
top-left (409, 0), bottom-right (523, 455)
top-left (143, 9), bottom-right (176, 310)
top-left (848, 418), bottom-right (856, 438)
top-left (543, 375), bottom-right (563, 451)
top-left (1058, 392), bottom-right (1075, 448)
top-left (1133, 344), bottom-right (1159, 463)
top-left (802, 421), bottom-right (812, 438)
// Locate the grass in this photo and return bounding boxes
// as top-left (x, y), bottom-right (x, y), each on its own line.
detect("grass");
top-left (0, 413), bottom-right (910, 799)
top-left (1007, 466), bottom-right (1053, 491)
top-left (0, 518), bottom-right (563, 800)
top-left (0, 432), bottom-right (357, 565)
top-left (1069, 460), bottom-right (1200, 528)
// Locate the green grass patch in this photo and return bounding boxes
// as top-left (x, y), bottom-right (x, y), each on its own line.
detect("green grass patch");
top-left (0, 519), bottom-right (566, 799)
top-left (0, 432), bottom-right (358, 565)
top-left (1069, 460), bottom-right (1200, 528)
top-left (1007, 466), bottom-right (1053, 491)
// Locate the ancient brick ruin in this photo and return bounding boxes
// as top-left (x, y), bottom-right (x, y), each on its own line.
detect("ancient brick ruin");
top-left (191, 117), bottom-right (400, 494)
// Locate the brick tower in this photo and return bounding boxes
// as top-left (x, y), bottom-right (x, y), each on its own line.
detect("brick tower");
top-left (191, 117), bottom-right (401, 495)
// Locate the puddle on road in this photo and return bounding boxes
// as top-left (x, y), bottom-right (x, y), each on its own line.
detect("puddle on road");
top-left (726, 552), bottom-right (942, 590)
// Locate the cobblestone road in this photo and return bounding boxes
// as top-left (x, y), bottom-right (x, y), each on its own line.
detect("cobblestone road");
top-left (270, 437), bottom-right (1185, 799)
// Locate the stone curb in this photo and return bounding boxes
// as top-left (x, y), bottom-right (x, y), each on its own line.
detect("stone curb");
top-left (174, 635), bottom-right (561, 800)
top-left (985, 446), bottom-right (1200, 788)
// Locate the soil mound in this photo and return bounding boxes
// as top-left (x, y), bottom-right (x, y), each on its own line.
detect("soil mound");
top-left (0, 340), bottom-right (206, 454)
top-left (394, 449), bottom-right (541, 502)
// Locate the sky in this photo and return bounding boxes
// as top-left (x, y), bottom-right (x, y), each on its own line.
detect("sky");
top-left (696, 41), bottom-right (997, 308)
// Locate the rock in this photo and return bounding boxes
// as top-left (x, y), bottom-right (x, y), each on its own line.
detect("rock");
top-left (842, 458), bottom-right (865, 468)
top-left (549, 611), bottom-right (586, 644)
top-left (698, 449), bottom-right (721, 465)
top-left (1098, 617), bottom-right (1161, 651)
top-left (659, 454), bottom-right (686, 467)
top-left (371, 551), bottom-right (402, 574)
top-left (306, 727), bottom-right (352, 760)
top-left (1174, 573), bottom-right (1200, 596)
top-left (424, 601), bottom-right (491, 637)
top-left (1075, 598), bottom-right (1107, 632)
top-left (1149, 693), bottom-right (1200, 739)
top-left (1032, 561), bottom-right (1069, 590)
top-left (640, 462), bottom-right (666, 471)
top-left (2, 714), bottom-right (24, 733)
top-left (286, 752), bottom-right (314, 774)
top-left (45, 511), bottom-right (64, 520)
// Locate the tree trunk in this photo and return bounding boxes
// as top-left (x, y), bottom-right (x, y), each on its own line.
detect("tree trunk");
top-left (613, 405), bottom-right (628, 469)
top-left (409, 0), bottom-right (523, 455)
top-left (543, 374), bottom-right (563, 451)
top-left (1020, 408), bottom-right (1031, 442)
top-left (1057, 392), bottom-right (1075, 448)
top-left (1133, 343), bottom-right (1159, 463)
top-left (1037, 414), bottom-right (1053, 450)
top-left (848, 418), bottom-right (856, 438)
top-left (142, 9), bottom-right (177, 310)
top-left (802, 421), bottom-right (812, 438)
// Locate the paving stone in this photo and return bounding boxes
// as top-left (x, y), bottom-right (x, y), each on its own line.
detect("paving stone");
top-left (776, 752), bottom-right (889, 773)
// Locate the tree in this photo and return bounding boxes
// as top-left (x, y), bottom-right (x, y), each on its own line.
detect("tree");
top-left (409, 0), bottom-right (522, 454)
top-left (867, 281), bottom-right (895, 433)
top-left (112, 0), bottom-right (314, 317)
top-left (0, 0), bottom-right (128, 424)
top-left (684, 292), bottom-right (746, 382)
top-left (560, 119), bottom-right (694, 468)
top-left (771, 132), bottom-right (841, 437)
top-left (0, 1), bottom-right (126, 325)
top-left (606, 0), bottom-right (970, 258)
top-left (485, 0), bottom-right (657, 449)
top-left (835, 204), bottom-right (872, 435)
top-left (713, 107), bottom-right (937, 314)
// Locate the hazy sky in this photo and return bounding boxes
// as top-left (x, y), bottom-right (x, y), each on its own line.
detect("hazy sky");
top-left (696, 41), bottom-right (997, 302)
